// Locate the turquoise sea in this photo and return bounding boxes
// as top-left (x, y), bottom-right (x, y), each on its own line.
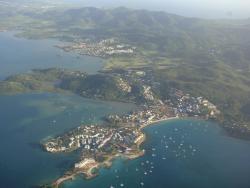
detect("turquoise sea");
top-left (1, 32), bottom-right (250, 188)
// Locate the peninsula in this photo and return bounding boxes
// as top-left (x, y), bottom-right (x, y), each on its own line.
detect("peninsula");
top-left (39, 72), bottom-right (219, 187)
top-left (0, 67), bottom-right (220, 187)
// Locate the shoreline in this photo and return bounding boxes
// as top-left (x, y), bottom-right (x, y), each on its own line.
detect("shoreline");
top-left (52, 151), bottom-right (145, 188)
top-left (51, 116), bottom-right (178, 188)
top-left (140, 116), bottom-right (179, 131)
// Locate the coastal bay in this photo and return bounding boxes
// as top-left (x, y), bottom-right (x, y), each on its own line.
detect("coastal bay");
top-left (61, 119), bottom-right (250, 188)
top-left (51, 116), bottom-right (178, 188)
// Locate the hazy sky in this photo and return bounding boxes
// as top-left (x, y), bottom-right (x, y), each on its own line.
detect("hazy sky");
top-left (65, 0), bottom-right (250, 19)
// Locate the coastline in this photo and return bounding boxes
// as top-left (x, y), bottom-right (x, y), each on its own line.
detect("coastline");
top-left (140, 116), bottom-right (179, 131)
top-left (51, 116), bottom-right (178, 188)
top-left (52, 151), bottom-right (145, 188)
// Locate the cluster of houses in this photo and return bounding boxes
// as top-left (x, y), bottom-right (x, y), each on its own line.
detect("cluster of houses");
top-left (44, 124), bottom-right (142, 155)
top-left (44, 125), bottom-right (113, 153)
top-left (56, 38), bottom-right (136, 58)
top-left (167, 89), bottom-right (220, 118)
top-left (106, 105), bottom-right (175, 127)
top-left (44, 67), bottom-right (220, 165)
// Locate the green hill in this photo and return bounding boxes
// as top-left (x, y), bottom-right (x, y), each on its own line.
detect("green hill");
top-left (1, 6), bottom-right (250, 138)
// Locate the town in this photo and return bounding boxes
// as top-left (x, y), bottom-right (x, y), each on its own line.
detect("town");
top-left (32, 66), bottom-right (221, 187)
top-left (56, 38), bottom-right (136, 58)
top-left (44, 87), bottom-right (220, 187)
top-left (44, 124), bottom-right (143, 155)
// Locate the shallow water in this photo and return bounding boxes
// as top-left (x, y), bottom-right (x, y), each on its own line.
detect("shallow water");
top-left (0, 93), bottom-right (136, 188)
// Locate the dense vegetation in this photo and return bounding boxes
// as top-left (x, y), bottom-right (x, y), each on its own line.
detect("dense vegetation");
top-left (60, 74), bottom-right (132, 101)
top-left (0, 68), bottom-right (154, 105)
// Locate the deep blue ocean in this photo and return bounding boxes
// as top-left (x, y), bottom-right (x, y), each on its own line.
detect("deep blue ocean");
top-left (1, 32), bottom-right (250, 188)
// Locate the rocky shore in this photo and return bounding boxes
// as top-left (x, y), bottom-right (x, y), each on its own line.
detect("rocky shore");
top-left (52, 136), bottom-right (146, 188)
